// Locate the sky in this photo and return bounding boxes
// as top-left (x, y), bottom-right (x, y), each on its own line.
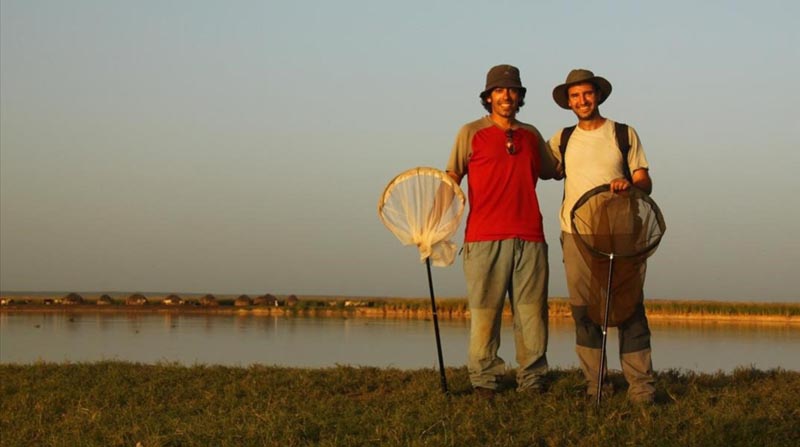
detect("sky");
top-left (1, 0), bottom-right (798, 302)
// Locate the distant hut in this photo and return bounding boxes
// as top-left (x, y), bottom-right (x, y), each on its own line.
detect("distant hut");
top-left (286, 294), bottom-right (299, 307)
top-left (254, 294), bottom-right (279, 307)
top-left (234, 294), bottom-right (253, 307)
top-left (199, 294), bottom-right (219, 307)
top-left (62, 293), bottom-right (84, 305)
top-left (126, 293), bottom-right (148, 306)
top-left (163, 294), bottom-right (184, 306)
top-left (96, 294), bottom-right (114, 305)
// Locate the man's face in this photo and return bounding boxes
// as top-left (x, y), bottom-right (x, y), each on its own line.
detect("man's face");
top-left (487, 87), bottom-right (521, 118)
top-left (567, 83), bottom-right (600, 120)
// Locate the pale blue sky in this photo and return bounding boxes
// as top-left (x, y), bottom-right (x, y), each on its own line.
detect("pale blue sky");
top-left (1, 1), bottom-right (798, 301)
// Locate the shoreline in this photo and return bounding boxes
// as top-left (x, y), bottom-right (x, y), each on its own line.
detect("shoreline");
top-left (2, 303), bottom-right (798, 326)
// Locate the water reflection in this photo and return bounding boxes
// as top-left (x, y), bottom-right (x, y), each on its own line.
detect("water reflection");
top-left (648, 320), bottom-right (799, 372)
top-left (0, 312), bottom-right (797, 372)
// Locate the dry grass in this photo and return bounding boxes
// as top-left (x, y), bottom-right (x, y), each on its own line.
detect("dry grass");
top-left (1, 362), bottom-right (798, 446)
top-left (1, 294), bottom-right (798, 324)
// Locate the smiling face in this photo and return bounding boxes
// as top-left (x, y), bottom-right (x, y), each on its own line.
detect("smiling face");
top-left (486, 87), bottom-right (522, 119)
top-left (567, 82), bottom-right (601, 121)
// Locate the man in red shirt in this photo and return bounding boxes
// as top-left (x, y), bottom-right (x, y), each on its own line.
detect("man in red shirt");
top-left (447, 64), bottom-right (560, 397)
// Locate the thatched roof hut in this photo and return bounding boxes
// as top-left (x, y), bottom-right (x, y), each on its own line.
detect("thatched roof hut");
top-left (62, 293), bottom-right (84, 305)
top-left (96, 294), bottom-right (114, 305)
top-left (126, 293), bottom-right (148, 306)
top-left (234, 295), bottom-right (253, 307)
top-left (254, 294), bottom-right (278, 306)
top-left (286, 294), bottom-right (299, 307)
top-left (199, 294), bottom-right (218, 307)
top-left (163, 294), bottom-right (183, 306)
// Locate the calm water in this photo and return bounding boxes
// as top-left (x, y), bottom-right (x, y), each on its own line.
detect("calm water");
top-left (1, 312), bottom-right (798, 372)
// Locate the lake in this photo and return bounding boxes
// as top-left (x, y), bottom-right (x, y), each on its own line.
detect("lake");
top-left (1, 312), bottom-right (797, 373)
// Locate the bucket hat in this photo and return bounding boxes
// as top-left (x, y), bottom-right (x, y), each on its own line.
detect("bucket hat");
top-left (480, 64), bottom-right (526, 98)
top-left (552, 69), bottom-right (612, 109)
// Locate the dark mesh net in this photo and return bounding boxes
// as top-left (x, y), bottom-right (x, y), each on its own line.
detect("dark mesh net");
top-left (570, 185), bottom-right (666, 326)
top-left (571, 186), bottom-right (666, 259)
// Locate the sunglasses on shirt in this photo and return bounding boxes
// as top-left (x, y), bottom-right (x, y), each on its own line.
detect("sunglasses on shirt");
top-left (505, 129), bottom-right (517, 155)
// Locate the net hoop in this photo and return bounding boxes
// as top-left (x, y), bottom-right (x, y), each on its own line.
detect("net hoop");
top-left (378, 167), bottom-right (466, 267)
top-left (570, 184), bottom-right (666, 259)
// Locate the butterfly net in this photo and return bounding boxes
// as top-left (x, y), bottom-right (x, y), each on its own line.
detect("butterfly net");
top-left (570, 185), bottom-right (666, 326)
top-left (378, 167), bottom-right (465, 267)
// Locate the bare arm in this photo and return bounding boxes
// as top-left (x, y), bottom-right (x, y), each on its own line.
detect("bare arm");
top-left (436, 170), bottom-right (462, 213)
top-left (537, 132), bottom-right (563, 180)
top-left (609, 168), bottom-right (652, 194)
top-left (424, 171), bottom-right (462, 233)
top-left (632, 168), bottom-right (652, 194)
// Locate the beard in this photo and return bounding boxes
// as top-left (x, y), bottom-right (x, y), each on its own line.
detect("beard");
top-left (493, 102), bottom-right (518, 118)
top-left (573, 105), bottom-right (598, 120)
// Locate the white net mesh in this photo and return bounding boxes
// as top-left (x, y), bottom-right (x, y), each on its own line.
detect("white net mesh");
top-left (378, 167), bottom-right (466, 267)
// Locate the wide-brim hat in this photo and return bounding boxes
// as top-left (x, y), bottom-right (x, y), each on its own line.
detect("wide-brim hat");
top-left (552, 69), bottom-right (612, 109)
top-left (480, 64), bottom-right (527, 98)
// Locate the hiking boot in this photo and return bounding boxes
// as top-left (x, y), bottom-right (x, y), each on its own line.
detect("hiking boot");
top-left (473, 387), bottom-right (497, 400)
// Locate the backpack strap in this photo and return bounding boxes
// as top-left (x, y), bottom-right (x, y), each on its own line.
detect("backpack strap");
top-left (614, 122), bottom-right (632, 182)
top-left (558, 125), bottom-right (577, 177)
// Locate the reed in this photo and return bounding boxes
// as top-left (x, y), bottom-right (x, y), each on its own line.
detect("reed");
top-left (359, 297), bottom-right (799, 318)
top-left (2, 294), bottom-right (798, 321)
top-left (643, 299), bottom-right (800, 317)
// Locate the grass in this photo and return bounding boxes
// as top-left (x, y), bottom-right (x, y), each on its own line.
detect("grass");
top-left (1, 362), bottom-right (798, 446)
top-left (643, 299), bottom-right (800, 317)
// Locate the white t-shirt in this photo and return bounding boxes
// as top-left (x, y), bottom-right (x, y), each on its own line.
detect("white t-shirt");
top-left (548, 119), bottom-right (649, 233)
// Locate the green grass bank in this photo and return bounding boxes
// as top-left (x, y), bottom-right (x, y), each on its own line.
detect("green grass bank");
top-left (1, 362), bottom-right (798, 446)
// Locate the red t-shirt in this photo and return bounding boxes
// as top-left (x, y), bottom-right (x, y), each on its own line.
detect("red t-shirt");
top-left (447, 117), bottom-right (546, 243)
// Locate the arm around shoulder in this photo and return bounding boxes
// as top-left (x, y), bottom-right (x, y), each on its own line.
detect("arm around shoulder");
top-left (538, 133), bottom-right (564, 180)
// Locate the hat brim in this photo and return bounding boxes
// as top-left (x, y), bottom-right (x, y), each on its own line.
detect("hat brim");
top-left (480, 85), bottom-right (527, 99)
top-left (552, 76), bottom-right (612, 109)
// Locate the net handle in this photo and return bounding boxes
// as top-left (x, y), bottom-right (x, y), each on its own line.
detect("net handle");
top-left (569, 184), bottom-right (666, 259)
